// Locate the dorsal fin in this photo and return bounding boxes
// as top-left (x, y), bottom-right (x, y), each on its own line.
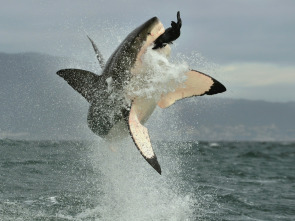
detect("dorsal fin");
top-left (57, 69), bottom-right (103, 103)
top-left (87, 35), bottom-right (105, 69)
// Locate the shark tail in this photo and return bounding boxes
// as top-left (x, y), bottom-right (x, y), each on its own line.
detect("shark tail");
top-left (57, 69), bottom-right (104, 103)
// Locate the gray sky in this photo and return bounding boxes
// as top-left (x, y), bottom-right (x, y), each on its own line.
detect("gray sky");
top-left (1, 0), bottom-right (295, 102)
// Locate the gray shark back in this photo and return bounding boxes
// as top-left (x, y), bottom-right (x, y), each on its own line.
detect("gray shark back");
top-left (87, 99), bottom-right (125, 137)
top-left (101, 17), bottom-right (159, 90)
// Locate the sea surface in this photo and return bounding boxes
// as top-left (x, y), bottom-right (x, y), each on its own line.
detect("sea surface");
top-left (0, 139), bottom-right (294, 220)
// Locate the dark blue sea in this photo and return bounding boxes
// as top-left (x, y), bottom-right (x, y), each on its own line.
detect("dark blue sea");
top-left (0, 139), bottom-right (294, 220)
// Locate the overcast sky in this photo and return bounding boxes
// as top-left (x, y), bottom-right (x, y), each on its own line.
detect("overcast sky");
top-left (1, 0), bottom-right (295, 102)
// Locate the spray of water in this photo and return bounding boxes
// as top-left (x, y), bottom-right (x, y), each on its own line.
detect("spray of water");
top-left (70, 46), bottom-right (196, 220)
top-left (71, 139), bottom-right (196, 220)
top-left (126, 46), bottom-right (189, 102)
top-left (62, 44), bottom-right (197, 220)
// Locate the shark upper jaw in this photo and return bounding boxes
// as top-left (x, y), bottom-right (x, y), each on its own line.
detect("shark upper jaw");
top-left (131, 18), bottom-right (165, 75)
top-left (101, 17), bottom-right (165, 86)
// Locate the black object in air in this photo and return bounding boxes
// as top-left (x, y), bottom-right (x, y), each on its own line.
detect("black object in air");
top-left (153, 11), bottom-right (182, 49)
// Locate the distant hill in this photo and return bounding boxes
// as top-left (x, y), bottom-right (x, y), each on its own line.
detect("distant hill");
top-left (1, 52), bottom-right (294, 141)
top-left (0, 52), bottom-right (96, 140)
top-left (148, 98), bottom-right (295, 141)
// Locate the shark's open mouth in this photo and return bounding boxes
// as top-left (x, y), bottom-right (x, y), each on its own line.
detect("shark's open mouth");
top-left (131, 20), bottom-right (165, 76)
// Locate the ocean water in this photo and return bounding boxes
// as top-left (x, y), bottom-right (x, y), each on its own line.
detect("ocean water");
top-left (0, 139), bottom-right (294, 220)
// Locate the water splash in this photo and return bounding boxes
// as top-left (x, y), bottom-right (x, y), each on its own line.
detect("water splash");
top-left (54, 22), bottom-right (222, 220)
top-left (74, 140), bottom-right (197, 220)
top-left (126, 46), bottom-right (189, 101)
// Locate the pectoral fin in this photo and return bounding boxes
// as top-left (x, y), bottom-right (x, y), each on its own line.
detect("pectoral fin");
top-left (125, 101), bottom-right (161, 174)
top-left (158, 70), bottom-right (226, 108)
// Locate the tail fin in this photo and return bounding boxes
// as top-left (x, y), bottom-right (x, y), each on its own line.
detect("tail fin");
top-left (57, 69), bottom-right (103, 103)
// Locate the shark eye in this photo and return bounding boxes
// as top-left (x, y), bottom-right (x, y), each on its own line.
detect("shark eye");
top-left (148, 32), bottom-right (151, 35)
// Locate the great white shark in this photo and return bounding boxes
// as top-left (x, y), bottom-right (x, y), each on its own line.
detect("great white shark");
top-left (57, 12), bottom-right (226, 174)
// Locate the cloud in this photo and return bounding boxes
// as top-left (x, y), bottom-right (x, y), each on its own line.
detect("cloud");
top-left (215, 62), bottom-right (295, 102)
top-left (220, 62), bottom-right (295, 87)
top-left (1, 0), bottom-right (295, 65)
top-left (1, 0), bottom-right (295, 102)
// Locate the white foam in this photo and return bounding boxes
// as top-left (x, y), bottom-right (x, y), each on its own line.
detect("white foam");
top-left (106, 77), bottom-right (113, 93)
top-left (75, 140), bottom-right (197, 220)
top-left (48, 196), bottom-right (58, 204)
top-left (126, 46), bottom-right (189, 101)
